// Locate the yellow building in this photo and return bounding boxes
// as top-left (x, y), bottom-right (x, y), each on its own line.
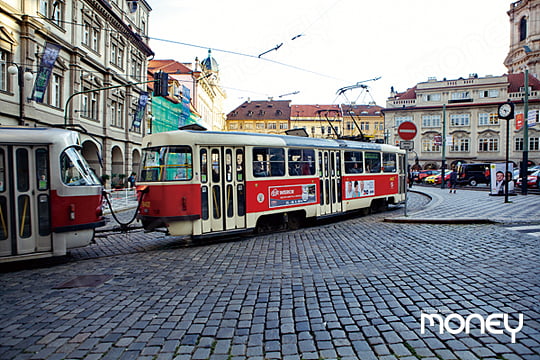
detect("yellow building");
top-left (226, 100), bottom-right (291, 134)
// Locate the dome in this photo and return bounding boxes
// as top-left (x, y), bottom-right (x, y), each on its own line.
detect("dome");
top-left (201, 49), bottom-right (219, 72)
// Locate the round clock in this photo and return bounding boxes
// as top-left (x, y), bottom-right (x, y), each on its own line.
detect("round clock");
top-left (498, 102), bottom-right (514, 119)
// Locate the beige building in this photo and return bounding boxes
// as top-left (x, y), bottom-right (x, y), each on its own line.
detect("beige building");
top-left (384, 73), bottom-right (540, 169)
top-left (0, 0), bottom-right (153, 186)
top-left (226, 100), bottom-right (291, 134)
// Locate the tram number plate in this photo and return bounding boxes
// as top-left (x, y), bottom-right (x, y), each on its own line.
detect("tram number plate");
top-left (400, 141), bottom-right (414, 150)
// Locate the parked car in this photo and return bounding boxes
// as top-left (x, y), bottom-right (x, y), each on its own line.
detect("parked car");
top-left (433, 172), bottom-right (452, 185)
top-left (516, 169), bottom-right (540, 188)
top-left (413, 170), bottom-right (440, 183)
top-left (457, 163), bottom-right (490, 186)
top-left (424, 172), bottom-right (441, 184)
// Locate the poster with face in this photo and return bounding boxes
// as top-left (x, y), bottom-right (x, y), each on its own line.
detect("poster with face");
top-left (490, 163), bottom-right (514, 195)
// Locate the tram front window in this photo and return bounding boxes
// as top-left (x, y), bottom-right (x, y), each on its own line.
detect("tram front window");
top-left (140, 146), bottom-right (193, 182)
top-left (60, 147), bottom-right (101, 186)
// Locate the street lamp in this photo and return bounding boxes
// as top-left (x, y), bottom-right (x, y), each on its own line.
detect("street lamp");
top-left (7, 63), bottom-right (34, 126)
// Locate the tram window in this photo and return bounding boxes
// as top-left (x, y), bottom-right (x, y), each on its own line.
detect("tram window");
top-left (212, 185), bottom-right (221, 219)
top-left (324, 152), bottom-right (329, 177)
top-left (36, 149), bottom-right (49, 190)
top-left (60, 147), bottom-right (101, 186)
top-left (237, 184), bottom-right (245, 216)
top-left (288, 149), bottom-right (315, 176)
top-left (344, 151), bottom-right (363, 174)
top-left (211, 149), bottom-right (220, 182)
top-left (0, 197), bottom-right (7, 239)
top-left (226, 184), bottom-right (234, 217)
top-left (318, 152), bottom-right (323, 177)
top-left (336, 152), bottom-right (341, 176)
top-left (141, 146), bottom-right (193, 182)
top-left (236, 150), bottom-right (244, 182)
top-left (16, 148), bottom-right (30, 192)
top-left (331, 153), bottom-right (335, 177)
top-left (165, 147), bottom-right (193, 181)
top-left (365, 152), bottom-right (381, 173)
top-left (0, 149), bottom-right (5, 192)
top-left (253, 148), bottom-right (284, 177)
top-left (225, 149), bottom-right (233, 182)
top-left (383, 153), bottom-right (397, 173)
top-left (18, 195), bottom-right (31, 238)
top-left (200, 149), bottom-right (208, 183)
top-left (201, 186), bottom-right (209, 220)
top-left (37, 194), bottom-right (50, 236)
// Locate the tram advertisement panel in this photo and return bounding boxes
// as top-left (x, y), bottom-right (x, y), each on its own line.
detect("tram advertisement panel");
top-left (268, 184), bottom-right (316, 208)
top-left (344, 180), bottom-right (375, 199)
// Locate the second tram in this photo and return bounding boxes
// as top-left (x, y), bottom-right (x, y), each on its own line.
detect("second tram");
top-left (0, 127), bottom-right (105, 263)
top-left (137, 130), bottom-right (406, 237)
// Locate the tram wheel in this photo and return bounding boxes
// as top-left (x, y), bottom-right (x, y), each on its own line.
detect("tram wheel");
top-left (287, 212), bottom-right (305, 230)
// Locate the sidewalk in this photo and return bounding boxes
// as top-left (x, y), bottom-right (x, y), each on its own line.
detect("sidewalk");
top-left (102, 188), bottom-right (139, 215)
top-left (389, 185), bottom-right (540, 224)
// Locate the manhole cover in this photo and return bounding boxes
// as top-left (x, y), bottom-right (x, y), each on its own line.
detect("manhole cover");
top-left (54, 275), bottom-right (112, 289)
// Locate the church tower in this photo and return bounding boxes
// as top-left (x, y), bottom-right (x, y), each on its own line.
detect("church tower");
top-left (504, 0), bottom-right (540, 78)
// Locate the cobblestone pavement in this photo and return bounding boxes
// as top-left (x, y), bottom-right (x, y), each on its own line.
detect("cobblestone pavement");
top-left (0, 190), bottom-right (539, 360)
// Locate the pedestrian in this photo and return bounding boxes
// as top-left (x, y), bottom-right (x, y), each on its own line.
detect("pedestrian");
top-left (449, 168), bottom-right (458, 193)
top-left (127, 172), bottom-right (136, 188)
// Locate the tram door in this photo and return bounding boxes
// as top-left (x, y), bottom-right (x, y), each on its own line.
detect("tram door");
top-left (319, 150), bottom-right (342, 216)
top-left (0, 145), bottom-right (51, 258)
top-left (200, 147), bottom-right (246, 233)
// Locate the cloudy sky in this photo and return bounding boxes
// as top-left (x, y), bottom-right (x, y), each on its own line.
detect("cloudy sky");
top-left (147, 0), bottom-right (512, 112)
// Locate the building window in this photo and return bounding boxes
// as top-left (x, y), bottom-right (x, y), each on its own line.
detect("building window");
top-left (279, 122), bottom-right (288, 129)
top-left (530, 137), bottom-right (540, 151)
top-left (451, 91), bottom-right (470, 101)
top-left (395, 116), bottom-right (412, 127)
top-left (92, 27), bottom-right (100, 51)
top-left (479, 113), bottom-right (499, 126)
top-left (50, 73), bottom-right (62, 108)
top-left (130, 57), bottom-right (142, 79)
top-left (519, 16), bottom-right (527, 42)
top-left (256, 123), bottom-right (264, 129)
top-left (0, 50), bottom-right (8, 91)
top-left (478, 138), bottom-right (499, 152)
top-left (424, 93), bottom-right (441, 102)
top-left (450, 114), bottom-right (470, 126)
top-left (83, 22), bottom-right (90, 46)
top-left (422, 115), bottom-right (441, 127)
top-left (110, 100), bottom-right (124, 128)
top-left (229, 123), bottom-right (237, 130)
top-left (267, 123), bottom-right (276, 129)
top-left (515, 137), bottom-right (524, 151)
top-left (421, 138), bottom-right (441, 152)
top-left (479, 89), bottom-right (499, 98)
top-left (39, 0), bottom-right (48, 16)
top-left (450, 138), bottom-right (469, 152)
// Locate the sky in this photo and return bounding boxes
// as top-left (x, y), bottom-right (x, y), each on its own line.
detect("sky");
top-left (147, 0), bottom-right (512, 113)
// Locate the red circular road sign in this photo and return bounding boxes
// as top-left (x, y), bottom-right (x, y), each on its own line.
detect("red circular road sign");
top-left (397, 121), bottom-right (417, 140)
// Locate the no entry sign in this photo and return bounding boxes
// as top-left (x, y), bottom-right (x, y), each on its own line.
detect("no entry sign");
top-left (397, 121), bottom-right (417, 140)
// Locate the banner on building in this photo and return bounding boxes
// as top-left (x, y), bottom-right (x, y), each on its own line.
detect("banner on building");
top-left (31, 42), bottom-right (62, 103)
top-left (528, 109), bottom-right (538, 127)
top-left (516, 113), bottom-right (524, 130)
top-left (132, 91), bottom-right (149, 129)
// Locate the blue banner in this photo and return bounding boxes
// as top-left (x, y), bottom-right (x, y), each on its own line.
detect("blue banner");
top-left (32, 42), bottom-right (62, 103)
top-left (132, 91), bottom-right (149, 129)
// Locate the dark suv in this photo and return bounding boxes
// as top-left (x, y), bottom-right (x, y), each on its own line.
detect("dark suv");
top-left (457, 163), bottom-right (490, 186)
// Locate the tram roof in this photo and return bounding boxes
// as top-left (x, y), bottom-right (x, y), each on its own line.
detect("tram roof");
top-left (143, 130), bottom-right (404, 153)
top-left (0, 126), bottom-right (79, 146)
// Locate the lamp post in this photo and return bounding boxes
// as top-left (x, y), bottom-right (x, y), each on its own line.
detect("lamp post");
top-left (521, 69), bottom-right (529, 195)
top-left (7, 63), bottom-right (34, 126)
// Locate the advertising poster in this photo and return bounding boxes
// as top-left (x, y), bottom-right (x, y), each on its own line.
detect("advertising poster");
top-left (269, 184), bottom-right (316, 208)
top-left (345, 180), bottom-right (375, 199)
top-left (490, 163), bottom-right (514, 196)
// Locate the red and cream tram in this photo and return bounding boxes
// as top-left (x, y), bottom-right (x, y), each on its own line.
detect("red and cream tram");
top-left (0, 127), bottom-right (105, 263)
top-left (137, 130), bottom-right (406, 237)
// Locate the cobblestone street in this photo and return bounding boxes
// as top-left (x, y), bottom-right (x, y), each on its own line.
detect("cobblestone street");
top-left (0, 190), bottom-right (539, 360)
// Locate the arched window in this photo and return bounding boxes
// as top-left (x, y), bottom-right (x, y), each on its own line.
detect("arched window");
top-left (519, 16), bottom-right (527, 42)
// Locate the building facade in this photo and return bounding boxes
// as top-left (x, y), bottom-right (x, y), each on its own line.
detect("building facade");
top-left (226, 100), bottom-right (385, 140)
top-left (384, 74), bottom-right (540, 169)
top-left (0, 0), bottom-right (153, 186)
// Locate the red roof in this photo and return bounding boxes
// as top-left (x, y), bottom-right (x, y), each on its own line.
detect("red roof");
top-left (227, 100), bottom-right (291, 120)
top-left (148, 59), bottom-right (192, 74)
top-left (507, 73), bottom-right (540, 92)
top-left (291, 104), bottom-right (340, 117)
top-left (394, 86), bottom-right (417, 100)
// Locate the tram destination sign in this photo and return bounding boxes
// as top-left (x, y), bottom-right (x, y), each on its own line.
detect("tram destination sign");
top-left (397, 121), bottom-right (417, 140)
